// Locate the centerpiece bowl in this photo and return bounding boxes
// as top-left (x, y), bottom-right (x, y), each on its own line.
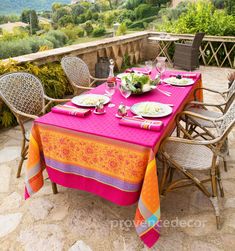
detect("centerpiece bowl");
top-left (120, 73), bottom-right (160, 95)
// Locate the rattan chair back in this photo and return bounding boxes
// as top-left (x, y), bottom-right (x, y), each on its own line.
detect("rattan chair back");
top-left (224, 80), bottom-right (235, 113)
top-left (192, 32), bottom-right (205, 50)
top-left (214, 101), bottom-right (235, 139)
top-left (0, 72), bottom-right (45, 116)
top-left (61, 56), bottom-right (91, 88)
top-left (226, 80), bottom-right (235, 100)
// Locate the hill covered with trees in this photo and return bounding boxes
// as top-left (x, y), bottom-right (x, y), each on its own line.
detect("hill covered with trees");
top-left (0, 0), bottom-right (71, 15)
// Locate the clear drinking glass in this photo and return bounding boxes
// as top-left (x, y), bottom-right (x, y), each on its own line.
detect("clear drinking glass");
top-left (119, 85), bottom-right (131, 99)
top-left (156, 57), bottom-right (166, 81)
top-left (105, 81), bottom-right (116, 107)
top-left (145, 60), bottom-right (153, 73)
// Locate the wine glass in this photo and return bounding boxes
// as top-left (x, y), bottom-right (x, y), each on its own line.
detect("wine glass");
top-left (105, 81), bottom-right (116, 107)
top-left (145, 60), bottom-right (153, 73)
top-left (156, 57), bottom-right (166, 81)
top-left (119, 84), bottom-right (131, 99)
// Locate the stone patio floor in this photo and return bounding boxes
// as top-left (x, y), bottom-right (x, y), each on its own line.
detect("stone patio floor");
top-left (0, 66), bottom-right (234, 251)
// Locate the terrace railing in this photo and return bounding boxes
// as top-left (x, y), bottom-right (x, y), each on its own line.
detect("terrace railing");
top-left (149, 32), bottom-right (235, 68)
top-left (3, 31), bottom-right (235, 72)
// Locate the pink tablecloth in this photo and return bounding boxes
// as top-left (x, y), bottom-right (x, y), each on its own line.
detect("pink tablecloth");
top-left (36, 70), bottom-right (201, 150)
top-left (25, 69), bottom-right (202, 248)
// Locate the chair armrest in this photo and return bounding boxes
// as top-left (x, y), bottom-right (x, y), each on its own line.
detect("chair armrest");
top-left (44, 95), bottom-right (71, 103)
top-left (90, 75), bottom-right (107, 82)
top-left (15, 110), bottom-right (38, 120)
top-left (76, 85), bottom-right (95, 90)
top-left (186, 100), bottom-right (225, 113)
top-left (69, 80), bottom-right (95, 90)
top-left (178, 110), bottom-right (218, 123)
top-left (90, 75), bottom-right (107, 87)
top-left (194, 87), bottom-right (226, 101)
top-left (175, 110), bottom-right (218, 139)
top-left (162, 136), bottom-right (217, 147)
top-left (43, 95), bottom-right (71, 113)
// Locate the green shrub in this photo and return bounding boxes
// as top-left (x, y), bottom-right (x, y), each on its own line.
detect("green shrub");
top-left (92, 26), bottom-right (106, 37)
top-left (83, 21), bottom-right (94, 35)
top-left (73, 26), bottom-right (85, 37)
top-left (122, 19), bottom-right (132, 27)
top-left (116, 23), bottom-right (127, 36)
top-left (43, 34), bottom-right (59, 47)
top-left (58, 15), bottom-right (73, 26)
top-left (92, 12), bottom-right (99, 21)
top-left (28, 37), bottom-right (54, 53)
top-left (128, 16), bottom-right (156, 29)
top-left (159, 0), bottom-right (235, 36)
top-left (43, 30), bottom-right (68, 48)
top-left (75, 14), bottom-right (87, 24)
top-left (85, 10), bottom-right (93, 20)
top-left (103, 10), bottom-right (123, 27)
top-left (125, 0), bottom-right (145, 10)
top-left (117, 9), bottom-right (136, 22)
top-left (134, 4), bottom-right (159, 19)
top-left (46, 30), bottom-right (68, 45)
top-left (61, 25), bottom-right (84, 41)
top-left (0, 39), bottom-right (32, 59)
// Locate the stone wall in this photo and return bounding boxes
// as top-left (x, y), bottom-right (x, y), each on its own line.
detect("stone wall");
top-left (4, 31), bottom-right (235, 72)
top-left (7, 31), bottom-right (160, 75)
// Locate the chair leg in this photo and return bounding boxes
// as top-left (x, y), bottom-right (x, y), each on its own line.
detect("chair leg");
top-left (51, 182), bottom-right (58, 194)
top-left (17, 157), bottom-right (24, 178)
top-left (223, 157), bottom-right (228, 172)
top-left (211, 171), bottom-right (221, 230)
top-left (159, 158), bottom-right (169, 195)
top-left (16, 138), bottom-right (28, 178)
top-left (216, 166), bottom-right (224, 198)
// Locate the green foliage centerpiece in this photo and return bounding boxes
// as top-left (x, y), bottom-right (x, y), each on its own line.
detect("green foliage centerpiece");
top-left (120, 73), bottom-right (160, 95)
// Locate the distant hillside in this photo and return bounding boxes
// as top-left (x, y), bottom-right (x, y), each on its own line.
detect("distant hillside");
top-left (0, 0), bottom-right (71, 15)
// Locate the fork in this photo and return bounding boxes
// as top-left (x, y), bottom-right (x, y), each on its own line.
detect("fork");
top-left (156, 87), bottom-right (171, 96)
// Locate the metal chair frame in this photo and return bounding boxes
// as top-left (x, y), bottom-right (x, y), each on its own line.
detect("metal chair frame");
top-left (61, 56), bottom-right (107, 95)
top-left (159, 102), bottom-right (235, 229)
top-left (0, 72), bottom-right (70, 191)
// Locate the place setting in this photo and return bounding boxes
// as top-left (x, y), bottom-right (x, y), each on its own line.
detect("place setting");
top-left (114, 70), bottom-right (175, 132)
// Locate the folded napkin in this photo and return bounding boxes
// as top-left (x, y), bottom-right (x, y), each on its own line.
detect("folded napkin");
top-left (169, 73), bottom-right (197, 79)
top-left (125, 68), bottom-right (151, 75)
top-left (51, 105), bottom-right (91, 117)
top-left (119, 117), bottom-right (163, 131)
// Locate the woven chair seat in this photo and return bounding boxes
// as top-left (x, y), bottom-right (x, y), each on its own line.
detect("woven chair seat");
top-left (164, 141), bottom-right (218, 170)
top-left (186, 107), bottom-right (221, 128)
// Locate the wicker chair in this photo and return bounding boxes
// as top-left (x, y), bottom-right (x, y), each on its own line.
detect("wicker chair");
top-left (61, 56), bottom-right (107, 95)
top-left (182, 80), bottom-right (235, 134)
top-left (0, 72), bottom-right (70, 183)
top-left (159, 102), bottom-right (235, 229)
top-left (178, 80), bottom-right (235, 171)
top-left (173, 32), bottom-right (205, 71)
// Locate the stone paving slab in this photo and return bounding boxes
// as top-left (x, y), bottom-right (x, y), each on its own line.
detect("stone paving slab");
top-left (0, 66), bottom-right (234, 251)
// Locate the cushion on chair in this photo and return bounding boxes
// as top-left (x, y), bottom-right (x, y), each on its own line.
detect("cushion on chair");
top-left (185, 107), bottom-right (222, 128)
top-left (164, 141), bottom-right (218, 170)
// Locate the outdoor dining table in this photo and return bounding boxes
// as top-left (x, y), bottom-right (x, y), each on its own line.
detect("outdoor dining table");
top-left (148, 36), bottom-right (179, 64)
top-left (25, 68), bottom-right (202, 248)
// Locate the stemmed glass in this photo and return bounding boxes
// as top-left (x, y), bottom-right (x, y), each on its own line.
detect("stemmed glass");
top-left (105, 81), bottom-right (116, 107)
top-left (119, 84), bottom-right (131, 99)
top-left (145, 60), bottom-right (153, 74)
top-left (156, 57), bottom-right (166, 82)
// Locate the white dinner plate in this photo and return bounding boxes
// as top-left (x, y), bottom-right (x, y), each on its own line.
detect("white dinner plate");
top-left (163, 77), bottom-right (194, 86)
top-left (71, 94), bottom-right (110, 107)
top-left (131, 102), bottom-right (173, 118)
